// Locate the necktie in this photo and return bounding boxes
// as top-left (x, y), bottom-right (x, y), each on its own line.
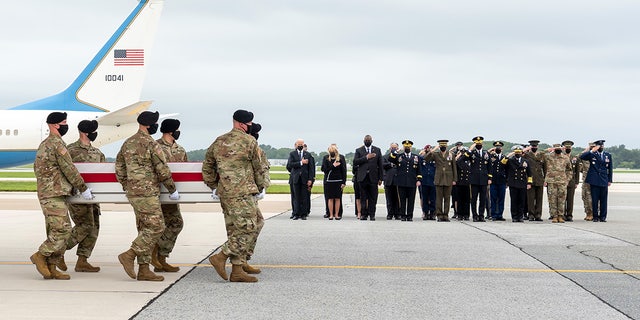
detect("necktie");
top-left (299, 151), bottom-right (303, 159)
top-left (367, 147), bottom-right (370, 154)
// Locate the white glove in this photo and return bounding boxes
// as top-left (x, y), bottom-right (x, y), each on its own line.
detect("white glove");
top-left (255, 189), bottom-right (266, 200)
top-left (81, 188), bottom-right (94, 200)
top-left (169, 190), bottom-right (180, 200)
top-left (211, 189), bottom-right (220, 201)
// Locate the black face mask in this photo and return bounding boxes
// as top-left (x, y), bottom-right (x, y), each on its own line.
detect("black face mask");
top-left (495, 148), bottom-right (502, 154)
top-left (364, 141), bottom-right (372, 147)
top-left (87, 132), bottom-right (98, 142)
top-left (147, 123), bottom-right (159, 135)
top-left (297, 146), bottom-right (304, 151)
top-left (554, 149), bottom-right (562, 154)
top-left (598, 147), bottom-right (604, 152)
top-left (565, 149), bottom-right (571, 154)
top-left (515, 153), bottom-right (522, 158)
top-left (531, 147), bottom-right (538, 152)
top-left (404, 148), bottom-right (411, 153)
top-left (244, 123), bottom-right (252, 134)
top-left (475, 144), bottom-right (482, 150)
top-left (440, 146), bottom-right (447, 152)
top-left (330, 152), bottom-right (336, 157)
top-left (172, 130), bottom-right (181, 141)
top-left (58, 124), bottom-right (69, 137)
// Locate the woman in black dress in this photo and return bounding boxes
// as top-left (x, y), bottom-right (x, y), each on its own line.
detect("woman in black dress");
top-left (321, 144), bottom-right (347, 220)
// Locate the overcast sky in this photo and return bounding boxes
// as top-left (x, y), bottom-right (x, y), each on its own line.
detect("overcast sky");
top-left (1, 0), bottom-right (639, 156)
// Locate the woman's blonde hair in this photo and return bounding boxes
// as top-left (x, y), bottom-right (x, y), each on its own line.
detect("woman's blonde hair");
top-left (327, 144), bottom-right (340, 160)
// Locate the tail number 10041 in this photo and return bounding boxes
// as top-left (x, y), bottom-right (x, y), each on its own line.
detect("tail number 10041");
top-left (105, 75), bottom-right (124, 81)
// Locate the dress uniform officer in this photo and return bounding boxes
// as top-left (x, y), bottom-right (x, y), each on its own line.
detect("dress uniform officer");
top-left (523, 140), bottom-right (545, 221)
top-left (501, 145), bottom-right (532, 222)
top-left (542, 144), bottom-right (573, 223)
top-left (562, 140), bottom-right (580, 221)
top-left (31, 112), bottom-right (94, 280)
top-left (419, 145), bottom-right (436, 220)
top-left (578, 142), bottom-right (595, 221)
top-left (455, 146), bottom-right (472, 220)
top-left (423, 140), bottom-right (458, 222)
top-left (382, 143), bottom-right (400, 220)
top-left (461, 136), bottom-right (490, 222)
top-left (390, 140), bottom-right (422, 221)
top-left (449, 141), bottom-right (464, 219)
top-left (580, 140), bottom-right (613, 222)
top-left (66, 120), bottom-right (105, 273)
top-left (488, 141), bottom-right (507, 221)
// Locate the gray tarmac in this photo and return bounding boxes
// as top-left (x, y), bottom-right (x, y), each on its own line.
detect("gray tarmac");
top-left (1, 184), bottom-right (639, 319)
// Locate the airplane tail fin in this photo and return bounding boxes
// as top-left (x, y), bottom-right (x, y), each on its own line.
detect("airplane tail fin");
top-left (11, 0), bottom-right (164, 112)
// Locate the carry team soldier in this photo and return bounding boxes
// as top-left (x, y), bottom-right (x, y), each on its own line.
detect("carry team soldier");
top-left (65, 120), bottom-right (104, 273)
top-left (462, 136), bottom-right (490, 222)
top-left (31, 112), bottom-right (94, 280)
top-left (562, 140), bottom-right (580, 221)
top-left (523, 140), bottom-right (545, 221)
top-left (116, 111), bottom-right (180, 282)
top-left (542, 144), bottom-right (573, 223)
top-left (151, 119), bottom-right (187, 273)
top-left (423, 140), bottom-right (457, 222)
top-left (488, 141), bottom-right (507, 221)
top-left (390, 140), bottom-right (422, 221)
top-left (578, 142), bottom-right (595, 220)
top-left (501, 145), bottom-right (532, 222)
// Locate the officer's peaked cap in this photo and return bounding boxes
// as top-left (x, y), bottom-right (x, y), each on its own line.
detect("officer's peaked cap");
top-left (528, 140), bottom-right (540, 146)
top-left (160, 119), bottom-right (181, 133)
top-left (402, 140), bottom-right (413, 146)
top-left (594, 140), bottom-right (605, 146)
top-left (77, 120), bottom-right (98, 133)
top-left (46, 112), bottom-right (67, 124)
top-left (472, 136), bottom-right (484, 143)
top-left (137, 111), bottom-right (159, 126)
top-left (493, 141), bottom-right (504, 147)
top-left (562, 140), bottom-right (574, 147)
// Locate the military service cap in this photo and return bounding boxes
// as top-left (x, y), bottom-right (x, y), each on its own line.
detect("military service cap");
top-left (437, 140), bottom-right (449, 146)
top-left (137, 111), bottom-right (159, 126)
top-left (160, 119), bottom-right (181, 133)
top-left (553, 143), bottom-right (562, 148)
top-left (233, 109), bottom-right (254, 123)
top-left (402, 140), bottom-right (414, 146)
top-left (594, 140), bottom-right (605, 146)
top-left (46, 112), bottom-right (67, 124)
top-left (472, 136), bottom-right (484, 144)
top-left (588, 141), bottom-right (596, 147)
top-left (493, 141), bottom-right (504, 147)
top-left (528, 140), bottom-right (540, 146)
top-left (77, 120), bottom-right (98, 133)
top-left (512, 145), bottom-right (524, 153)
top-left (562, 140), bottom-right (574, 148)
top-left (454, 141), bottom-right (463, 146)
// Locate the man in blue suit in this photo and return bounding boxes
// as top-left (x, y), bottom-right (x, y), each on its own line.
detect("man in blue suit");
top-left (579, 140), bottom-right (613, 222)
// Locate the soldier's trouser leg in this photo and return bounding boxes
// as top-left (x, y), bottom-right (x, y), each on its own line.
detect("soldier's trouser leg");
top-left (528, 186), bottom-right (544, 219)
top-left (158, 204), bottom-right (184, 257)
top-left (582, 182), bottom-right (593, 217)
top-left (457, 186), bottom-right (471, 219)
top-left (547, 183), bottom-right (566, 218)
top-left (509, 187), bottom-right (526, 220)
top-left (435, 185), bottom-right (452, 217)
top-left (470, 185), bottom-right (487, 219)
top-left (220, 196), bottom-right (259, 265)
top-left (38, 197), bottom-right (72, 265)
top-left (129, 197), bottom-right (165, 265)
top-left (247, 208), bottom-right (265, 259)
top-left (590, 185), bottom-right (608, 220)
top-left (384, 185), bottom-right (399, 218)
top-left (67, 203), bottom-right (100, 258)
top-left (565, 186), bottom-right (575, 219)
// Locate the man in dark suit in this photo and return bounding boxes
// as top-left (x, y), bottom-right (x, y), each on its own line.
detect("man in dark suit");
top-left (287, 139), bottom-right (315, 220)
top-left (353, 135), bottom-right (383, 220)
top-left (461, 136), bottom-right (491, 222)
top-left (580, 140), bottom-right (613, 222)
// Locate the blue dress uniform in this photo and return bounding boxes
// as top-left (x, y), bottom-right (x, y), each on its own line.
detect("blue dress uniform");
top-left (419, 147), bottom-right (436, 220)
top-left (462, 136), bottom-right (490, 222)
top-left (390, 140), bottom-right (422, 221)
top-left (503, 146), bottom-right (532, 222)
top-left (488, 141), bottom-right (507, 221)
top-left (382, 146), bottom-right (400, 220)
top-left (579, 140), bottom-right (613, 222)
top-left (455, 150), bottom-right (472, 220)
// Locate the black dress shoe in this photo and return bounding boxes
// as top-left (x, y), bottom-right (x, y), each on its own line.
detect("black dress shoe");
top-left (534, 218), bottom-right (543, 222)
top-left (370, 217), bottom-right (376, 221)
top-left (600, 219), bottom-right (606, 222)
top-left (336, 217), bottom-right (342, 220)
top-left (292, 216), bottom-right (299, 220)
top-left (360, 217), bottom-right (368, 220)
top-left (407, 218), bottom-right (413, 221)
top-left (463, 217), bottom-right (470, 221)
top-left (394, 216), bottom-right (401, 220)
top-left (401, 218), bottom-right (407, 221)
top-left (324, 214), bottom-right (329, 218)
top-left (593, 218), bottom-right (600, 222)
top-left (478, 218), bottom-right (486, 222)
top-left (496, 217), bottom-right (506, 221)
top-left (387, 216), bottom-right (393, 220)
top-left (565, 217), bottom-right (573, 222)
top-left (423, 216), bottom-right (428, 221)
top-left (301, 216), bottom-right (307, 220)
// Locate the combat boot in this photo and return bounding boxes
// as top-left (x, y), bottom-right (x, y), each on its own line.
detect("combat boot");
top-left (157, 255), bottom-right (180, 272)
top-left (118, 248), bottom-right (137, 279)
top-left (30, 252), bottom-right (51, 279)
top-left (557, 216), bottom-right (565, 223)
top-left (585, 214), bottom-right (593, 221)
top-left (150, 244), bottom-right (162, 272)
top-left (230, 264), bottom-right (258, 282)
top-left (137, 264), bottom-right (164, 281)
top-left (75, 255), bottom-right (100, 272)
top-left (57, 254), bottom-right (68, 271)
top-left (551, 216), bottom-right (559, 223)
top-left (209, 251), bottom-right (229, 280)
top-left (48, 264), bottom-right (71, 280)
top-left (242, 262), bottom-right (262, 274)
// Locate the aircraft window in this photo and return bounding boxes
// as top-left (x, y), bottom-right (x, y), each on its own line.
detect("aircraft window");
top-left (5, 129), bottom-right (9, 136)
top-left (14, 129), bottom-right (18, 136)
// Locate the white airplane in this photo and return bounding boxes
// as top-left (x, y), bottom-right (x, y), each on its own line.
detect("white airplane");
top-left (0, 0), bottom-right (164, 168)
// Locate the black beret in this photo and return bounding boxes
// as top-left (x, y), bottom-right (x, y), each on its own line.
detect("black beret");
top-left (46, 112), bottom-right (67, 124)
top-left (77, 120), bottom-right (98, 133)
top-left (160, 119), bottom-right (181, 133)
top-left (137, 111), bottom-right (159, 126)
top-left (233, 109), bottom-right (254, 123)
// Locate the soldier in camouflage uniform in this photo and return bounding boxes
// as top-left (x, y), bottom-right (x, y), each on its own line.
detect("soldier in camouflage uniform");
top-left (578, 142), bottom-right (595, 220)
top-left (542, 144), bottom-right (573, 223)
top-left (66, 120), bottom-right (104, 272)
top-left (245, 123), bottom-right (269, 274)
top-left (150, 119), bottom-right (188, 273)
top-left (31, 112), bottom-right (94, 280)
top-left (115, 111), bottom-right (180, 282)
top-left (203, 110), bottom-right (270, 283)
top-left (562, 140), bottom-right (580, 222)
top-left (523, 140), bottom-right (545, 221)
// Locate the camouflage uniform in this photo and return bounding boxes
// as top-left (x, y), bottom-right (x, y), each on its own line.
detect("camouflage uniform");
top-left (156, 137), bottom-right (188, 258)
top-left (65, 140), bottom-right (105, 258)
top-left (578, 159), bottom-right (593, 220)
top-left (202, 128), bottom-right (270, 266)
top-left (115, 130), bottom-right (176, 264)
top-left (542, 152), bottom-right (573, 219)
top-left (34, 134), bottom-right (88, 265)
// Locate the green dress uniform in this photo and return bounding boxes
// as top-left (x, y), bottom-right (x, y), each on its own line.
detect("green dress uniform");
top-left (66, 140), bottom-right (105, 260)
top-left (564, 154), bottom-right (581, 220)
top-left (523, 149), bottom-right (545, 220)
top-left (424, 148), bottom-right (457, 220)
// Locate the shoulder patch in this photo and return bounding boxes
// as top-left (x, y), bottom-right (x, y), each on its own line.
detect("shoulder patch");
top-left (58, 146), bottom-right (68, 156)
